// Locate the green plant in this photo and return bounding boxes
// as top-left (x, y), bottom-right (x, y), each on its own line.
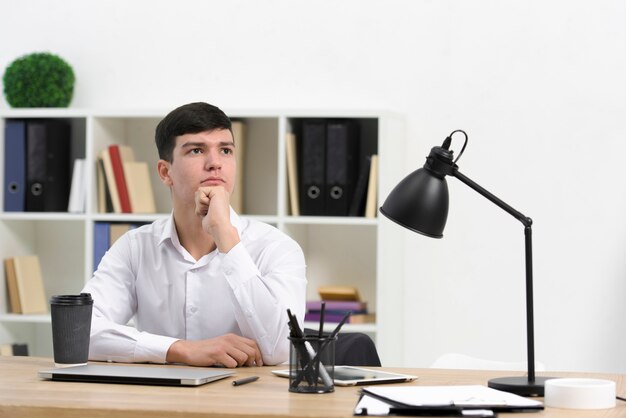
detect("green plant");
top-left (3, 52), bottom-right (75, 108)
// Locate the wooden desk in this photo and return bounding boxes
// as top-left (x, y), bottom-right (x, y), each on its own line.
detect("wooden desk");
top-left (1, 356), bottom-right (625, 417)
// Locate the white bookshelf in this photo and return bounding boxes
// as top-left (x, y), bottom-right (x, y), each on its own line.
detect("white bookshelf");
top-left (0, 108), bottom-right (406, 365)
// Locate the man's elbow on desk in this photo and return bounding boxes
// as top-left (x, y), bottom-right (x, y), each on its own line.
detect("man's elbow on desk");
top-left (260, 349), bottom-right (288, 367)
top-left (254, 331), bottom-right (290, 366)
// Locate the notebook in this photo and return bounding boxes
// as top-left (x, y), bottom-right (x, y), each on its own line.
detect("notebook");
top-left (38, 364), bottom-right (235, 386)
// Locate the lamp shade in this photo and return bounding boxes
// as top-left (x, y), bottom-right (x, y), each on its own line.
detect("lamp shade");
top-left (379, 166), bottom-right (449, 238)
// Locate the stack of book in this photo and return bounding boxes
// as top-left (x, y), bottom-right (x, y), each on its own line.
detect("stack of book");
top-left (304, 285), bottom-right (376, 324)
top-left (96, 144), bottom-right (156, 214)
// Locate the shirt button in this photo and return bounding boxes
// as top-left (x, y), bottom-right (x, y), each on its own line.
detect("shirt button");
top-left (225, 268), bottom-right (233, 275)
top-left (189, 306), bottom-right (198, 314)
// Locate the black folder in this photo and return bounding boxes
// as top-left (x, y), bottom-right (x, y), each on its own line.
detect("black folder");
top-left (300, 120), bottom-right (326, 215)
top-left (25, 120), bottom-right (71, 212)
top-left (325, 121), bottom-right (358, 216)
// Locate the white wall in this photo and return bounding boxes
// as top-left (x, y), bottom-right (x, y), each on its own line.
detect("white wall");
top-left (2, 0), bottom-right (625, 373)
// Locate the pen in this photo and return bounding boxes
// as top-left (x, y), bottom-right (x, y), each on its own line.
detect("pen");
top-left (318, 301), bottom-right (326, 338)
top-left (286, 309), bottom-right (315, 386)
top-left (232, 376), bottom-right (259, 386)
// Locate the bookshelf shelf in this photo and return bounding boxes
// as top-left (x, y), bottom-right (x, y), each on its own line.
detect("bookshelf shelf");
top-left (303, 321), bottom-right (377, 334)
top-left (89, 213), bottom-right (168, 223)
top-left (0, 213), bottom-right (87, 221)
top-left (281, 216), bottom-right (378, 226)
top-left (0, 314), bottom-right (50, 324)
top-left (0, 109), bottom-right (406, 365)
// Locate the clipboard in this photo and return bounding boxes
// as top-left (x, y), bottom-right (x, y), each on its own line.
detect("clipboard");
top-left (354, 385), bottom-right (543, 416)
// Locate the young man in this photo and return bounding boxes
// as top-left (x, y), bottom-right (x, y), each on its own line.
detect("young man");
top-left (83, 102), bottom-right (307, 367)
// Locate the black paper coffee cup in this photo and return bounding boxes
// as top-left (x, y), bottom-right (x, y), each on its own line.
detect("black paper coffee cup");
top-left (50, 293), bottom-right (93, 367)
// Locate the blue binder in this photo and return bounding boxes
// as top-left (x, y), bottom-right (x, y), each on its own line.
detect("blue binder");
top-left (93, 222), bottom-right (110, 272)
top-left (3, 120), bottom-right (26, 211)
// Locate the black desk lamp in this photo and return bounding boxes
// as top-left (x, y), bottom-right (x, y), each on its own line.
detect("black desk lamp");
top-left (379, 130), bottom-right (552, 396)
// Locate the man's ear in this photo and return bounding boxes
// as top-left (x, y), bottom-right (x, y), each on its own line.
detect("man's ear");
top-left (157, 159), bottom-right (173, 186)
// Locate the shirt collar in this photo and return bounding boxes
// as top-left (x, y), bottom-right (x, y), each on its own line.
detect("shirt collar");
top-left (158, 213), bottom-right (175, 246)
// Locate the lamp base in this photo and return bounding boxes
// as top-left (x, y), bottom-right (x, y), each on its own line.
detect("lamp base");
top-left (488, 376), bottom-right (554, 397)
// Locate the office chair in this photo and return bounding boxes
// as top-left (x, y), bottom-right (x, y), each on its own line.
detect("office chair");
top-left (304, 328), bottom-right (381, 367)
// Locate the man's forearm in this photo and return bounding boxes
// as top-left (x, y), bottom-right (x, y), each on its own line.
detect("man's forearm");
top-left (166, 340), bottom-right (187, 364)
top-left (213, 225), bottom-right (240, 253)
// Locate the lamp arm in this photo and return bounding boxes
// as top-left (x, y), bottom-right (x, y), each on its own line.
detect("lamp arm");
top-left (452, 167), bottom-right (537, 382)
top-left (451, 168), bottom-right (532, 228)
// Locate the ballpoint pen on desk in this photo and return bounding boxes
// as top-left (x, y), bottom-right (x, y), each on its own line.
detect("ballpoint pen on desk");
top-left (232, 376), bottom-right (260, 386)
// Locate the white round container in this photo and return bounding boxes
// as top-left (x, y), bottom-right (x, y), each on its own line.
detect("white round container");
top-left (544, 378), bottom-right (616, 410)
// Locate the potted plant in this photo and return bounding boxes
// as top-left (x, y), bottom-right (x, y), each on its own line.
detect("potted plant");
top-left (3, 52), bottom-right (75, 108)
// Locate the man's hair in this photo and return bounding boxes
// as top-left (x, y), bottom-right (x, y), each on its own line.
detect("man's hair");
top-left (155, 102), bottom-right (232, 162)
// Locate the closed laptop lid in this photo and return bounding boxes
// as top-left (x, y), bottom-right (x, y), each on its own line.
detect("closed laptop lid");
top-left (38, 364), bottom-right (235, 386)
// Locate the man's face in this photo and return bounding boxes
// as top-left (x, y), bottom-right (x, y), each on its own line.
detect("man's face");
top-left (158, 129), bottom-right (237, 206)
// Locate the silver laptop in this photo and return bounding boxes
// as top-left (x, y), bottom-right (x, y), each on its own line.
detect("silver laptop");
top-left (38, 364), bottom-right (235, 386)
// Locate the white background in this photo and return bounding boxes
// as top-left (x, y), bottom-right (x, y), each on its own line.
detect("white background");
top-left (1, 0), bottom-right (625, 373)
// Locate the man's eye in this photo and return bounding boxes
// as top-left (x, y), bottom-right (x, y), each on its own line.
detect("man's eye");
top-left (190, 148), bottom-right (202, 154)
top-left (222, 148), bottom-right (233, 155)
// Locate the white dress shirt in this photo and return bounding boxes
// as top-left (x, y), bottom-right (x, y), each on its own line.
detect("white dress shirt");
top-left (82, 210), bottom-right (307, 365)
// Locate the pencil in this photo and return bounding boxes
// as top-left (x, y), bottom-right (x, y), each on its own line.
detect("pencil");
top-left (318, 301), bottom-right (326, 338)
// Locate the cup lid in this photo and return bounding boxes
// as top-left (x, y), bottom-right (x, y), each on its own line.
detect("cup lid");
top-left (50, 293), bottom-right (93, 305)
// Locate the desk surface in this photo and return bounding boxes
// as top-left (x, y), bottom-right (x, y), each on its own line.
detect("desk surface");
top-left (1, 356), bottom-right (625, 417)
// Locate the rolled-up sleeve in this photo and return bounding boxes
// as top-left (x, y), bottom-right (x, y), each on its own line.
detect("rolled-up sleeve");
top-left (83, 230), bottom-right (178, 364)
top-left (220, 237), bottom-right (307, 365)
